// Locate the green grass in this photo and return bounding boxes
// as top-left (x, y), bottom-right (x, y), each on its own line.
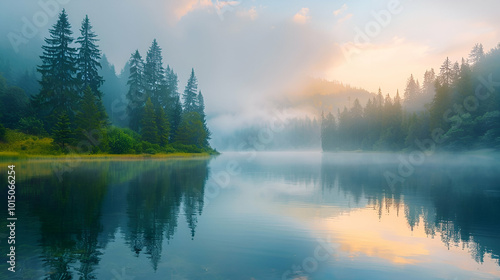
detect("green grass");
top-left (0, 128), bottom-right (219, 160)
top-left (0, 129), bottom-right (60, 155)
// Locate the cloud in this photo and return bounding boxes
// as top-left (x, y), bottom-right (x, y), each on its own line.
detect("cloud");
top-left (328, 37), bottom-right (433, 95)
top-left (337, 13), bottom-right (352, 23)
top-left (213, 0), bottom-right (242, 19)
top-left (237, 6), bottom-right (258, 20)
top-left (293, 8), bottom-right (310, 24)
top-left (173, 0), bottom-right (213, 21)
top-left (333, 4), bottom-right (348, 16)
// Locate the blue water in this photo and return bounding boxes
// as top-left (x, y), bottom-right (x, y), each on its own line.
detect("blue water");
top-left (1, 152), bottom-right (500, 279)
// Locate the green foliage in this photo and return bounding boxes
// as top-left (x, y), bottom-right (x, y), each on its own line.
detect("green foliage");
top-left (321, 44), bottom-right (500, 152)
top-left (76, 15), bottom-right (103, 98)
top-left (52, 113), bottom-right (73, 148)
top-left (164, 66), bottom-right (182, 140)
top-left (172, 143), bottom-right (204, 153)
top-left (144, 39), bottom-right (165, 106)
top-left (107, 127), bottom-right (135, 154)
top-left (0, 123), bottom-right (5, 141)
top-left (183, 68), bottom-right (198, 113)
top-left (443, 113), bottom-right (476, 150)
top-left (429, 82), bottom-right (451, 132)
top-left (2, 11), bottom-right (216, 155)
top-left (141, 97), bottom-right (158, 144)
top-left (175, 112), bottom-right (207, 148)
top-left (75, 86), bottom-right (106, 142)
top-left (0, 84), bottom-right (29, 127)
top-left (35, 9), bottom-right (78, 129)
top-left (156, 106), bottom-right (170, 146)
top-left (321, 112), bottom-right (336, 151)
top-left (0, 129), bottom-right (57, 154)
top-left (18, 117), bottom-right (46, 136)
top-left (322, 94), bottom-right (405, 151)
top-left (126, 50), bottom-right (145, 132)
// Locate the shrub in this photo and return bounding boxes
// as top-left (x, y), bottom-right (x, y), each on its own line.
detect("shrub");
top-left (172, 143), bottom-right (203, 153)
top-left (163, 144), bottom-right (176, 154)
top-left (18, 117), bottom-right (46, 136)
top-left (0, 123), bottom-right (5, 142)
top-left (107, 127), bottom-right (136, 154)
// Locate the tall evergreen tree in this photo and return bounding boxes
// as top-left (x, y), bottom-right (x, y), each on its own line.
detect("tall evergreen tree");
top-left (469, 43), bottom-right (485, 66)
top-left (422, 69), bottom-right (436, 97)
top-left (439, 57), bottom-right (453, 86)
top-left (175, 112), bottom-right (206, 148)
top-left (165, 66), bottom-right (182, 140)
top-left (76, 15), bottom-right (103, 98)
top-left (196, 91), bottom-right (211, 147)
top-left (53, 112), bottom-right (73, 148)
top-left (35, 9), bottom-right (78, 128)
top-left (126, 50), bottom-right (145, 132)
top-left (144, 39), bottom-right (165, 106)
top-left (183, 68), bottom-right (198, 113)
top-left (141, 97), bottom-right (158, 144)
top-left (75, 86), bottom-right (105, 143)
top-left (404, 74), bottom-right (419, 108)
top-left (451, 61), bottom-right (461, 84)
top-left (430, 81), bottom-right (451, 132)
top-left (321, 111), bottom-right (337, 151)
top-left (155, 106), bottom-right (170, 146)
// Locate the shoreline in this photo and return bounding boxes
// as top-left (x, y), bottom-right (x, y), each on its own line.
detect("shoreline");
top-left (0, 152), bottom-right (216, 162)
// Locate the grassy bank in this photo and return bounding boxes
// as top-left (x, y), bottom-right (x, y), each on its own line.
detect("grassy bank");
top-left (0, 151), bottom-right (213, 162)
top-left (0, 129), bottom-right (218, 161)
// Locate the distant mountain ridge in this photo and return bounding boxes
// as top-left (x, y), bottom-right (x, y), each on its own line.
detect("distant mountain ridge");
top-left (279, 77), bottom-right (375, 115)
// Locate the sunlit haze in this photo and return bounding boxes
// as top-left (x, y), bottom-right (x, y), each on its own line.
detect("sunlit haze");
top-left (1, 0), bottom-right (500, 144)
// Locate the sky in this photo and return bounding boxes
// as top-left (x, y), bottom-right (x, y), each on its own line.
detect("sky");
top-left (1, 0), bottom-right (500, 135)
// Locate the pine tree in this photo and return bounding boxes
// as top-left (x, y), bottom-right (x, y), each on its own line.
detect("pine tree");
top-left (468, 43), bottom-right (485, 66)
top-left (196, 91), bottom-right (211, 147)
top-left (430, 81), bottom-right (451, 132)
top-left (76, 15), bottom-right (103, 99)
top-left (164, 66), bottom-right (182, 140)
top-left (175, 112), bottom-right (206, 148)
top-left (376, 88), bottom-right (384, 108)
top-left (75, 86), bottom-right (105, 142)
top-left (126, 50), bottom-right (145, 132)
top-left (35, 9), bottom-right (78, 128)
top-left (183, 68), bottom-right (198, 113)
top-left (451, 61), bottom-right (460, 84)
top-left (439, 57), bottom-right (453, 86)
top-left (392, 91), bottom-right (404, 149)
top-left (144, 39), bottom-right (165, 106)
top-left (404, 74), bottom-right (419, 108)
top-left (422, 69), bottom-right (436, 97)
top-left (321, 111), bottom-right (336, 151)
top-left (53, 112), bottom-right (73, 148)
top-left (155, 106), bottom-right (170, 146)
top-left (141, 97), bottom-right (158, 144)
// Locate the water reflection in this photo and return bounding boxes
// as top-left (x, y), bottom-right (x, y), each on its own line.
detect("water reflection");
top-left (319, 153), bottom-right (500, 267)
top-left (1, 159), bottom-right (210, 279)
top-left (1, 153), bottom-right (499, 279)
top-left (124, 160), bottom-right (208, 270)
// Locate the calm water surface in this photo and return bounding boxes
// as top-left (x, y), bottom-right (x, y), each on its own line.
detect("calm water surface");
top-left (1, 152), bottom-right (500, 279)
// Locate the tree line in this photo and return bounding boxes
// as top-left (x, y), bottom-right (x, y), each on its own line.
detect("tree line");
top-left (322, 43), bottom-right (500, 151)
top-left (0, 9), bottom-right (215, 154)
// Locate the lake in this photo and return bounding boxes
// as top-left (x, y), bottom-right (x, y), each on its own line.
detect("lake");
top-left (2, 152), bottom-right (500, 279)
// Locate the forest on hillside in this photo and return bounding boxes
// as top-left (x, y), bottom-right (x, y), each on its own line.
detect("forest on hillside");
top-left (0, 10), bottom-right (215, 155)
top-left (2, 10), bottom-right (500, 154)
top-left (321, 43), bottom-right (500, 151)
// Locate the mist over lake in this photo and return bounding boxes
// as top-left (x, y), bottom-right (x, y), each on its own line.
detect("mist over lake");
top-left (2, 1), bottom-right (500, 279)
top-left (1, 152), bottom-right (499, 279)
